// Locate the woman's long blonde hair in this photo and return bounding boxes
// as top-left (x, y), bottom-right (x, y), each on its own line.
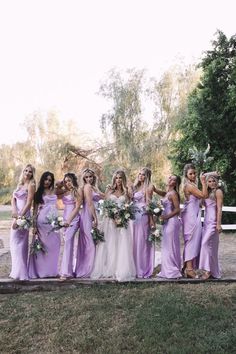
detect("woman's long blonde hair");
top-left (80, 168), bottom-right (98, 189)
top-left (16, 164), bottom-right (36, 190)
top-left (133, 167), bottom-right (152, 189)
top-left (110, 169), bottom-right (128, 197)
top-left (206, 174), bottom-right (220, 200)
top-left (182, 163), bottom-right (198, 190)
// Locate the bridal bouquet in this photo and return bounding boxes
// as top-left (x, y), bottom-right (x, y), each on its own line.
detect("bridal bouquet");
top-left (30, 237), bottom-right (47, 257)
top-left (115, 202), bottom-right (137, 228)
top-left (16, 216), bottom-right (32, 230)
top-left (91, 227), bottom-right (105, 244)
top-left (45, 213), bottom-right (66, 232)
top-left (102, 200), bottom-right (137, 228)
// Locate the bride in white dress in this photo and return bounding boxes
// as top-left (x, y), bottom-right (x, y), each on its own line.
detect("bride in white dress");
top-left (91, 169), bottom-right (136, 282)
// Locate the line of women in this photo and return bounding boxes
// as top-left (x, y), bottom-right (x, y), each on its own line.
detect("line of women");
top-left (9, 162), bottom-right (223, 281)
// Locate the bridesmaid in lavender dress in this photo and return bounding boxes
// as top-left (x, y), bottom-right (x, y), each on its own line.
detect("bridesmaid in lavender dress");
top-left (155, 175), bottom-right (182, 279)
top-left (199, 174), bottom-right (223, 279)
top-left (28, 171), bottom-right (60, 278)
top-left (75, 168), bottom-right (104, 278)
top-left (10, 164), bottom-right (36, 280)
top-left (59, 173), bottom-right (81, 279)
top-left (181, 164), bottom-right (207, 279)
top-left (132, 167), bottom-right (155, 278)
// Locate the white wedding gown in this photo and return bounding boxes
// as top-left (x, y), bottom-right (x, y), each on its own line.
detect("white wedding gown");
top-left (91, 194), bottom-right (136, 282)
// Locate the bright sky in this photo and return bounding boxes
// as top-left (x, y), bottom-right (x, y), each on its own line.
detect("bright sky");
top-left (0, 0), bottom-right (235, 144)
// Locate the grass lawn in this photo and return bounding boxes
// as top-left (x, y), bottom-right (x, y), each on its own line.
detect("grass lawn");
top-left (0, 210), bottom-right (11, 221)
top-left (0, 283), bottom-right (236, 353)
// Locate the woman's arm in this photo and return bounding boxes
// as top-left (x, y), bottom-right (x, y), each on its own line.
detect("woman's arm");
top-left (160, 192), bottom-right (180, 221)
top-left (84, 184), bottom-right (98, 227)
top-left (186, 173), bottom-right (208, 199)
top-left (19, 183), bottom-right (36, 216)
top-left (153, 185), bottom-right (166, 197)
top-left (11, 194), bottom-right (18, 218)
top-left (216, 189), bottom-right (223, 233)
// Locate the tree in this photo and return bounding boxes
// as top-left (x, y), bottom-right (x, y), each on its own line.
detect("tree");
top-left (171, 30), bottom-right (236, 209)
top-left (99, 68), bottom-right (147, 170)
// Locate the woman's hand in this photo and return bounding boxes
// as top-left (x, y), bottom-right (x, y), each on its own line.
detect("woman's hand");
top-left (216, 223), bottom-right (222, 233)
top-left (12, 219), bottom-right (18, 230)
top-left (200, 172), bottom-right (206, 185)
top-left (92, 219), bottom-right (98, 228)
top-left (12, 212), bottom-right (18, 219)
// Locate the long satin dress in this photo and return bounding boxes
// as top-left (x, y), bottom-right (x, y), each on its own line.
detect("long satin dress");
top-left (133, 190), bottom-right (154, 278)
top-left (199, 198), bottom-right (221, 278)
top-left (10, 188), bottom-right (30, 280)
top-left (60, 194), bottom-right (80, 277)
top-left (158, 196), bottom-right (182, 278)
top-left (75, 191), bottom-right (101, 278)
top-left (28, 194), bottom-right (61, 278)
top-left (181, 194), bottom-right (202, 269)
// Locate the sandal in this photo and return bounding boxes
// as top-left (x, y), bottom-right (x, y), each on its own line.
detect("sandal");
top-left (201, 271), bottom-right (211, 280)
top-left (184, 268), bottom-right (197, 279)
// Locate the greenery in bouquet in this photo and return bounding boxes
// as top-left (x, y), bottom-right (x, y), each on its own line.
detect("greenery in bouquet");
top-left (30, 237), bottom-right (47, 257)
top-left (100, 199), bottom-right (120, 219)
top-left (91, 227), bottom-right (105, 244)
top-left (148, 225), bottom-right (162, 244)
top-left (101, 200), bottom-right (138, 228)
top-left (145, 200), bottom-right (163, 217)
top-left (114, 201), bottom-right (138, 228)
top-left (16, 215), bottom-right (32, 230)
top-left (45, 213), bottom-right (66, 232)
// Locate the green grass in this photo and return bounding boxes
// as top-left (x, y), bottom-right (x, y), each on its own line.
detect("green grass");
top-left (0, 210), bottom-right (11, 220)
top-left (0, 283), bottom-right (236, 353)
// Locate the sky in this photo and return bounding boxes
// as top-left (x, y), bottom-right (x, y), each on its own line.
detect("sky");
top-left (0, 0), bottom-right (235, 145)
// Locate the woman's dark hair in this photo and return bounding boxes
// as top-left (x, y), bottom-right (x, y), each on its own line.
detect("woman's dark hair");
top-left (34, 171), bottom-right (54, 204)
top-left (63, 173), bottom-right (78, 188)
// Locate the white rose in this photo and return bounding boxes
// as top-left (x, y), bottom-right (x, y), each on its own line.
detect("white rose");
top-left (125, 213), bottom-right (130, 219)
top-left (59, 221), bottom-right (65, 226)
top-left (57, 216), bottom-right (63, 222)
top-left (98, 200), bottom-right (104, 205)
top-left (51, 221), bottom-right (56, 227)
top-left (154, 230), bottom-right (160, 237)
top-left (112, 208), bottom-right (118, 213)
top-left (16, 219), bottom-right (26, 227)
top-left (154, 208), bottom-right (160, 214)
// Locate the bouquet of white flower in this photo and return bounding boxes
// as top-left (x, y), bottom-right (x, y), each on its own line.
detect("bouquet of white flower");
top-left (148, 225), bottom-right (162, 244)
top-left (45, 213), bottom-right (66, 233)
top-left (30, 237), bottom-right (47, 257)
top-left (16, 216), bottom-right (32, 230)
top-left (101, 200), bottom-right (138, 228)
top-left (145, 201), bottom-right (163, 217)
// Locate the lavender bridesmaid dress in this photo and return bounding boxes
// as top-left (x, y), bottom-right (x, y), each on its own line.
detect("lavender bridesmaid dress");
top-left (181, 194), bottom-right (202, 268)
top-left (75, 191), bottom-right (101, 278)
top-left (10, 189), bottom-right (30, 280)
top-left (133, 191), bottom-right (154, 278)
top-left (60, 194), bottom-right (80, 277)
top-left (199, 198), bottom-right (221, 278)
top-left (158, 196), bottom-right (182, 278)
top-left (28, 194), bottom-right (61, 278)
